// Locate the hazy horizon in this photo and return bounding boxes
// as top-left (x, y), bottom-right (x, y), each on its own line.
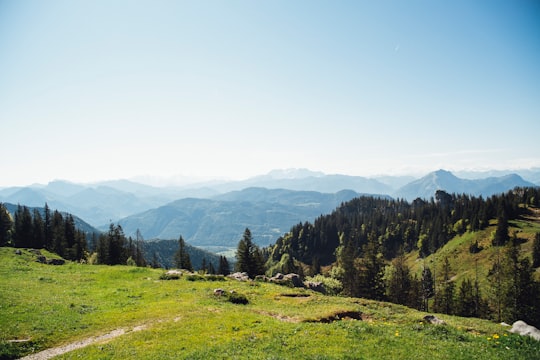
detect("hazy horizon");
top-left (2, 1), bottom-right (539, 187)
top-left (1, 166), bottom-right (540, 189)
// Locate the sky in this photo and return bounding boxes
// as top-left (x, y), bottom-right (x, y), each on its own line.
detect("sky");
top-left (1, 0), bottom-right (539, 187)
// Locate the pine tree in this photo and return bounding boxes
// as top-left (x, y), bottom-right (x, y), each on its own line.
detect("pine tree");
top-left (421, 266), bottom-right (434, 312)
top-left (533, 232), bottom-right (540, 268)
top-left (434, 257), bottom-right (455, 315)
top-left (386, 252), bottom-right (412, 306)
top-left (456, 278), bottom-right (476, 317)
top-left (218, 256), bottom-right (230, 275)
top-left (492, 212), bottom-right (509, 246)
top-left (359, 233), bottom-right (385, 300)
top-left (335, 234), bottom-right (358, 297)
top-left (0, 203), bottom-right (13, 246)
top-left (43, 203), bottom-right (52, 250)
top-left (13, 205), bottom-right (33, 248)
top-left (32, 209), bottom-right (45, 249)
top-left (235, 228), bottom-right (264, 278)
top-left (174, 235), bottom-right (192, 271)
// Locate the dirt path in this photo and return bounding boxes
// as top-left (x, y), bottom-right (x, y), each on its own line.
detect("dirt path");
top-left (18, 325), bottom-right (148, 360)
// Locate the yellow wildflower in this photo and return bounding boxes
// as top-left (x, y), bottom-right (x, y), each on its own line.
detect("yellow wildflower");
top-left (493, 334), bottom-right (499, 339)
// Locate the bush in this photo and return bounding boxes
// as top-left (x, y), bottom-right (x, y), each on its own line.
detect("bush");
top-left (305, 274), bottom-right (343, 295)
top-left (160, 272), bottom-right (181, 280)
top-left (227, 292), bottom-right (249, 305)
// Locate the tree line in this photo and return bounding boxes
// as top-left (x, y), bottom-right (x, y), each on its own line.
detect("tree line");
top-left (0, 203), bottom-right (87, 261)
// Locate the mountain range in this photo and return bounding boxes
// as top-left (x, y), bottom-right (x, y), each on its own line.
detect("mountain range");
top-left (1, 169), bottom-right (538, 249)
top-left (115, 188), bottom-right (371, 247)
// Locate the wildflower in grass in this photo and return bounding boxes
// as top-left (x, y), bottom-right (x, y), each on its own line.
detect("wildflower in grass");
top-left (487, 337), bottom-right (491, 341)
top-left (493, 334), bottom-right (499, 339)
top-left (395, 331), bottom-right (400, 337)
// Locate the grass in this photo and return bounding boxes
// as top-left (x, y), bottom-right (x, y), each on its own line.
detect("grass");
top-left (1, 247), bottom-right (540, 359)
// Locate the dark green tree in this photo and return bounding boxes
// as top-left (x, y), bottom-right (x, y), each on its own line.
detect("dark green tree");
top-left (456, 278), bottom-right (476, 317)
top-left (492, 212), bottom-right (509, 246)
top-left (386, 251), bottom-right (412, 306)
top-left (218, 256), bottom-right (230, 275)
top-left (421, 266), bottom-right (434, 312)
top-left (335, 234), bottom-right (358, 297)
top-left (235, 228), bottom-right (265, 278)
top-left (434, 257), bottom-right (455, 315)
top-left (13, 205), bottom-right (33, 248)
top-left (533, 232), bottom-right (540, 268)
top-left (0, 203), bottom-right (13, 246)
top-left (174, 235), bottom-right (193, 271)
top-left (359, 233), bottom-right (386, 300)
top-left (31, 209), bottom-right (45, 249)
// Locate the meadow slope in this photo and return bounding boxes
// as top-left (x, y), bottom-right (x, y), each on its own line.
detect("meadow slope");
top-left (1, 248), bottom-right (539, 359)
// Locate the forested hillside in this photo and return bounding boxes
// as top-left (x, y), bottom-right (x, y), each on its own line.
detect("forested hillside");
top-left (265, 187), bottom-right (540, 326)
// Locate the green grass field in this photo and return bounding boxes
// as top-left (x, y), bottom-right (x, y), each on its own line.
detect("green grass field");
top-left (1, 247), bottom-right (539, 359)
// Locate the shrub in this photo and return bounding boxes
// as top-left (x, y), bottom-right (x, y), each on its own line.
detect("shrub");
top-left (227, 292), bottom-right (249, 305)
top-left (305, 274), bottom-right (343, 295)
top-left (160, 272), bottom-right (181, 280)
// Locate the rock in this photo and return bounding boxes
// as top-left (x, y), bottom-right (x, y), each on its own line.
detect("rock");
top-left (254, 275), bottom-right (267, 282)
top-left (47, 258), bottom-right (65, 265)
top-left (228, 272), bottom-right (250, 281)
top-left (423, 315), bottom-right (446, 325)
top-left (166, 270), bottom-right (183, 276)
top-left (14, 249), bottom-right (22, 255)
top-left (273, 273), bottom-right (285, 280)
top-left (213, 288), bottom-right (225, 296)
top-left (36, 255), bottom-right (47, 264)
top-left (509, 320), bottom-right (540, 341)
top-left (29, 249), bottom-right (42, 256)
top-left (305, 281), bottom-right (326, 294)
top-left (283, 274), bottom-right (303, 288)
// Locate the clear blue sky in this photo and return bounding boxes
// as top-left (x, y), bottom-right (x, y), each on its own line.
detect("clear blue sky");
top-left (1, 0), bottom-right (539, 186)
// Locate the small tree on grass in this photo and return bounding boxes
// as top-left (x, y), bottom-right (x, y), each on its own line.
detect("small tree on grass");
top-left (235, 228), bottom-right (265, 278)
top-left (174, 235), bottom-right (193, 271)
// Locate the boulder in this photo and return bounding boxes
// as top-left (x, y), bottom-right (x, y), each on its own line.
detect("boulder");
top-left (36, 255), bottom-right (47, 264)
top-left (228, 272), bottom-right (250, 281)
top-left (283, 274), bottom-right (303, 288)
top-left (423, 315), bottom-right (446, 325)
top-left (14, 249), bottom-right (22, 255)
top-left (509, 320), bottom-right (540, 341)
top-left (213, 288), bottom-right (225, 296)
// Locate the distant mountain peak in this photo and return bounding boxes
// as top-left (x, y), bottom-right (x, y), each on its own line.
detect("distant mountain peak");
top-left (264, 168), bottom-right (325, 179)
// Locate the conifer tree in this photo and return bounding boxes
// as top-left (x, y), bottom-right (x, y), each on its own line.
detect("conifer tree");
top-left (492, 212), bottom-right (509, 246)
top-left (31, 209), bottom-right (45, 249)
top-left (434, 257), bottom-right (455, 315)
top-left (0, 203), bottom-right (13, 246)
top-left (174, 235), bottom-right (193, 271)
top-left (359, 233), bottom-right (385, 300)
top-left (421, 266), bottom-right (434, 312)
top-left (386, 251), bottom-right (412, 306)
top-left (218, 256), bottom-right (230, 275)
top-left (235, 228), bottom-right (265, 278)
top-left (533, 232), bottom-right (540, 268)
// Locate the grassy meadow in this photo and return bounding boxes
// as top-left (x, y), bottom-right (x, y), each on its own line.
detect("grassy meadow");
top-left (1, 247), bottom-right (539, 359)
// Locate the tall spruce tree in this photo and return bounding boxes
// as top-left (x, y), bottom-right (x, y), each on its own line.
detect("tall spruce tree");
top-left (218, 256), bottom-right (230, 275)
top-left (434, 257), bottom-right (455, 315)
top-left (174, 235), bottom-right (193, 271)
top-left (359, 233), bottom-right (386, 300)
top-left (0, 203), bottom-right (13, 246)
top-left (421, 266), bottom-right (434, 312)
top-left (235, 228), bottom-right (264, 278)
top-left (386, 252), bottom-right (412, 306)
